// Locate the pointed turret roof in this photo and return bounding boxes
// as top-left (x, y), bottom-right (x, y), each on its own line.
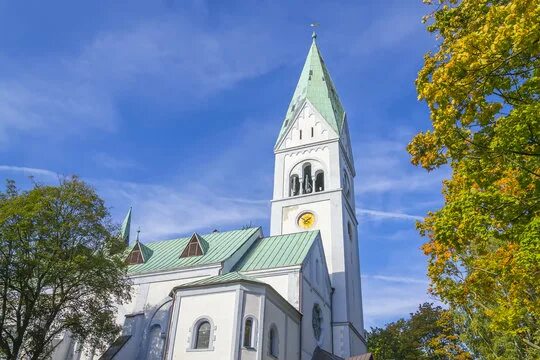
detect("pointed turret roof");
top-left (276, 33), bottom-right (345, 146)
top-left (121, 207), bottom-right (132, 245)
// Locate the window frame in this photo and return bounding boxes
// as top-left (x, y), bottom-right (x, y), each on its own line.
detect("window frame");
top-left (242, 315), bottom-right (258, 349)
top-left (268, 324), bottom-right (279, 358)
top-left (187, 317), bottom-right (215, 352)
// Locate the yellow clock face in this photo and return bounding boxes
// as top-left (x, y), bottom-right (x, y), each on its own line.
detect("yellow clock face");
top-left (298, 212), bottom-right (316, 229)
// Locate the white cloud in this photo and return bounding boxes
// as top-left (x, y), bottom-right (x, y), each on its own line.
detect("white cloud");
top-left (0, 14), bottom-right (295, 146)
top-left (363, 274), bottom-right (429, 285)
top-left (362, 274), bottom-right (437, 327)
top-left (356, 208), bottom-right (423, 221)
top-left (97, 180), bottom-right (269, 241)
top-left (0, 165), bottom-right (59, 179)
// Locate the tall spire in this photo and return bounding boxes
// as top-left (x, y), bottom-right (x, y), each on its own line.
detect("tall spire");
top-left (276, 32), bottom-right (345, 146)
top-left (121, 207), bottom-right (132, 245)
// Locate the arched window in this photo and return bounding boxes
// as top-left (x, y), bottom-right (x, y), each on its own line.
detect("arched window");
top-left (195, 321), bottom-right (211, 349)
top-left (302, 163), bottom-right (313, 194)
top-left (312, 304), bottom-right (323, 341)
top-left (343, 171), bottom-right (351, 197)
top-left (290, 175), bottom-right (300, 197)
top-left (315, 171), bottom-right (324, 192)
top-left (243, 317), bottom-right (257, 348)
top-left (269, 325), bottom-right (279, 357)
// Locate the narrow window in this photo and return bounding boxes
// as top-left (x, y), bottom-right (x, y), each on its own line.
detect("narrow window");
top-left (343, 171), bottom-right (351, 197)
top-left (302, 164), bottom-right (313, 194)
top-left (311, 127), bottom-right (314, 137)
top-left (315, 171), bottom-right (324, 192)
top-left (299, 130), bottom-right (303, 140)
top-left (195, 321), bottom-right (211, 349)
top-left (348, 222), bottom-right (353, 242)
top-left (269, 326), bottom-right (278, 357)
top-left (243, 318), bottom-right (253, 348)
top-left (290, 175), bottom-right (300, 197)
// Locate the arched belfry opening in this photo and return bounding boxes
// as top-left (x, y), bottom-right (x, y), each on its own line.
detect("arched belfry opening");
top-left (302, 163), bottom-right (313, 194)
top-left (315, 171), bottom-right (324, 192)
top-left (290, 175), bottom-right (300, 196)
top-left (288, 160), bottom-right (326, 197)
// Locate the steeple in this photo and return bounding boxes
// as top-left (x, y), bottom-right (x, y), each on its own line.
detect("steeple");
top-left (276, 34), bottom-right (345, 147)
top-left (121, 207), bottom-right (132, 246)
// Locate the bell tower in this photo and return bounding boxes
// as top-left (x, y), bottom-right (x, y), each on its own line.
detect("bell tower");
top-left (269, 33), bottom-right (367, 357)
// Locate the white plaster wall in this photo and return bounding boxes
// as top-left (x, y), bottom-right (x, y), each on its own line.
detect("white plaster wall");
top-left (261, 299), bottom-right (300, 360)
top-left (253, 274), bottom-right (291, 306)
top-left (171, 291), bottom-right (237, 360)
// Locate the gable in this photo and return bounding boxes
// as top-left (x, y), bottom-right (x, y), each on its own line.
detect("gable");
top-left (180, 233), bottom-right (206, 258)
top-left (126, 242), bottom-right (145, 264)
top-left (276, 101), bottom-right (339, 151)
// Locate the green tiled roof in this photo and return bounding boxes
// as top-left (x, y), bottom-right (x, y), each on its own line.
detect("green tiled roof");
top-left (276, 35), bottom-right (345, 147)
top-left (234, 231), bottom-right (319, 272)
top-left (175, 272), bottom-right (264, 290)
top-left (126, 228), bottom-right (260, 275)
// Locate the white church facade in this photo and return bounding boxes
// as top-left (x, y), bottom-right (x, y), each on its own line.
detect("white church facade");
top-left (52, 34), bottom-right (372, 360)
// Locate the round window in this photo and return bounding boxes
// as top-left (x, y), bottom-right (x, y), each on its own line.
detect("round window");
top-left (312, 304), bottom-right (322, 341)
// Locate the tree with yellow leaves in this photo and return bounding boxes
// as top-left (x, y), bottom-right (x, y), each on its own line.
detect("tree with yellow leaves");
top-left (409, 0), bottom-right (539, 359)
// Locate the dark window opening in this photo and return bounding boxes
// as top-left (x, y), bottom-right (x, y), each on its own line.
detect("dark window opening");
top-left (269, 327), bottom-right (278, 357)
top-left (303, 164), bottom-right (313, 194)
top-left (243, 318), bottom-right (253, 348)
top-left (299, 130), bottom-right (303, 140)
top-left (181, 234), bottom-right (204, 258)
top-left (195, 321), bottom-right (211, 349)
top-left (126, 244), bottom-right (144, 265)
top-left (311, 127), bottom-right (314, 137)
top-left (315, 172), bottom-right (324, 192)
top-left (290, 175), bottom-right (300, 197)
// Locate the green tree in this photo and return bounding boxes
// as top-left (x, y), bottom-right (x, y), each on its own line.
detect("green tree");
top-left (0, 178), bottom-right (131, 360)
top-left (409, 0), bottom-right (540, 358)
top-left (367, 303), bottom-right (472, 360)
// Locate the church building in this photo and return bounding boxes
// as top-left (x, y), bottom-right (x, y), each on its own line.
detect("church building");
top-left (52, 33), bottom-right (372, 360)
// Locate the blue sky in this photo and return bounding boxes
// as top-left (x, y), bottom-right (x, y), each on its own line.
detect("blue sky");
top-left (0, 0), bottom-right (448, 328)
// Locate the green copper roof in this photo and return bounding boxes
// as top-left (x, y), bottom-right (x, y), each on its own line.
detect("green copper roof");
top-left (174, 272), bottom-right (264, 290)
top-left (234, 231), bottom-right (319, 271)
top-left (121, 208), bottom-right (132, 245)
top-left (126, 228), bottom-right (260, 275)
top-left (276, 36), bottom-right (345, 146)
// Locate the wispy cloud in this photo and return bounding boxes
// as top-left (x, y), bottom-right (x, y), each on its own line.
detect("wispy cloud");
top-left (0, 165), bottom-right (59, 179)
top-left (362, 274), bottom-right (436, 327)
top-left (0, 13), bottom-right (295, 146)
top-left (97, 180), bottom-right (269, 240)
top-left (363, 274), bottom-right (429, 285)
top-left (356, 208), bottom-right (423, 221)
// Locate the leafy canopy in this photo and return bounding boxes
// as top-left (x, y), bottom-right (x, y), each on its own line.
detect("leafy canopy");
top-left (0, 178), bottom-right (131, 360)
top-left (409, 0), bottom-right (539, 358)
top-left (367, 303), bottom-right (472, 360)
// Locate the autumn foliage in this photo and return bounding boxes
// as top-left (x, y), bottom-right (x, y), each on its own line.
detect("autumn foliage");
top-left (409, 0), bottom-right (539, 358)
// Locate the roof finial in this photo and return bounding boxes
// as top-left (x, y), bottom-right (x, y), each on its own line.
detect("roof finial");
top-left (310, 22), bottom-right (319, 40)
top-left (136, 227), bottom-right (141, 243)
